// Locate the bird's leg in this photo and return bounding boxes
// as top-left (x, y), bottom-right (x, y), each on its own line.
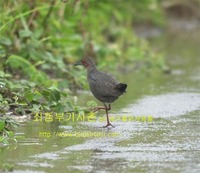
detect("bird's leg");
top-left (103, 103), bottom-right (114, 128)
top-left (93, 106), bottom-right (106, 113)
top-left (92, 103), bottom-right (114, 128)
top-left (93, 103), bottom-right (111, 112)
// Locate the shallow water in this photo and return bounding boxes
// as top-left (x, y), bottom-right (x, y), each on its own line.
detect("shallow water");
top-left (1, 30), bottom-right (200, 173)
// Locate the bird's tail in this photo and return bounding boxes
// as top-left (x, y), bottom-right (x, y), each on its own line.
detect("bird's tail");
top-left (116, 83), bottom-right (127, 93)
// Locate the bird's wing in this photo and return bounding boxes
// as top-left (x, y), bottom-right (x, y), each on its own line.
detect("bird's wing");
top-left (88, 71), bottom-right (120, 97)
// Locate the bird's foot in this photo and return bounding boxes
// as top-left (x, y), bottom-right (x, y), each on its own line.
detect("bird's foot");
top-left (102, 122), bottom-right (114, 128)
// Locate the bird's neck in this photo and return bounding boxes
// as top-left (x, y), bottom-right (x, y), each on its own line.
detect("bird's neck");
top-left (87, 65), bottom-right (97, 73)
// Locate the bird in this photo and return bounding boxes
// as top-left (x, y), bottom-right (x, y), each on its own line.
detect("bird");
top-left (75, 57), bottom-right (127, 127)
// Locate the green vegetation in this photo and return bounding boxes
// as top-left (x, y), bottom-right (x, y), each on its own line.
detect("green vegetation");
top-left (0, 0), bottom-right (165, 143)
top-left (0, 116), bottom-right (18, 145)
top-left (2, 163), bottom-right (14, 172)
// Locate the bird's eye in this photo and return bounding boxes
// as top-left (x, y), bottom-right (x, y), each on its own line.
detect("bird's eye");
top-left (82, 60), bottom-right (87, 65)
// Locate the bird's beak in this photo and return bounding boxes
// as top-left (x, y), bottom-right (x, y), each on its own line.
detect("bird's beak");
top-left (74, 61), bottom-right (82, 66)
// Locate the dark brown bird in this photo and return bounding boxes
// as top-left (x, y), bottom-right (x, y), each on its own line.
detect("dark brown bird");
top-left (75, 57), bottom-right (127, 127)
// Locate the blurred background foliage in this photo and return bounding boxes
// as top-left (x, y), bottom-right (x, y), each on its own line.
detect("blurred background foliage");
top-left (0, 0), bottom-right (167, 117)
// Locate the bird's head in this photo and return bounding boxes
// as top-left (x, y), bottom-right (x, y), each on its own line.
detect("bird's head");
top-left (74, 57), bottom-right (96, 69)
